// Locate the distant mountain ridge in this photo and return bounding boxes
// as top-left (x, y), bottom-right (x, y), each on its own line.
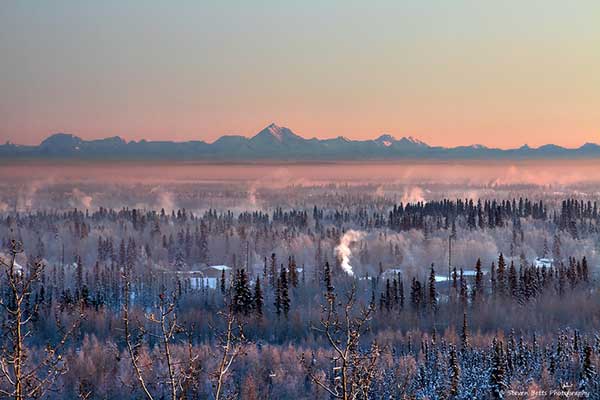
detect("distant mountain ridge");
top-left (2, 123), bottom-right (600, 161)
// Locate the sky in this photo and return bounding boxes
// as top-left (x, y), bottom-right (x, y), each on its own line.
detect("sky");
top-left (1, 1), bottom-right (599, 148)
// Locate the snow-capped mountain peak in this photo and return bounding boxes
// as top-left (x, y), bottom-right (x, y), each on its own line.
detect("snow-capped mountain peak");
top-left (398, 136), bottom-right (428, 146)
top-left (375, 134), bottom-right (396, 147)
top-left (251, 123), bottom-right (302, 144)
top-left (3, 124), bottom-right (598, 160)
top-left (264, 123), bottom-right (286, 141)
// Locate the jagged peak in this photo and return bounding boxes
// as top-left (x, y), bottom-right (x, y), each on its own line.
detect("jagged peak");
top-left (374, 134), bottom-right (428, 147)
top-left (398, 136), bottom-right (428, 147)
top-left (375, 133), bottom-right (396, 141)
top-left (252, 123), bottom-right (302, 142)
top-left (374, 134), bottom-right (396, 147)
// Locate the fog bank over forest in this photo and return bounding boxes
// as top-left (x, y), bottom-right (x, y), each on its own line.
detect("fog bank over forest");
top-left (2, 161), bottom-right (600, 277)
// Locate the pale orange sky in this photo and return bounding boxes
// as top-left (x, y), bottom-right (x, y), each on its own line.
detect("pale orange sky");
top-left (1, 1), bottom-right (599, 148)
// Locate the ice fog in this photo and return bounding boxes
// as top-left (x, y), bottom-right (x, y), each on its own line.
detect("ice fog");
top-left (2, 160), bottom-right (600, 279)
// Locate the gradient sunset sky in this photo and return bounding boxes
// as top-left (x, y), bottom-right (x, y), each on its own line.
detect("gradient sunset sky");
top-left (1, 1), bottom-right (599, 148)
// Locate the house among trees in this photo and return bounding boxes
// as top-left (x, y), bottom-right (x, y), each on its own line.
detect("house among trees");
top-left (534, 257), bottom-right (554, 268)
top-left (200, 264), bottom-right (231, 289)
top-left (171, 264), bottom-right (231, 290)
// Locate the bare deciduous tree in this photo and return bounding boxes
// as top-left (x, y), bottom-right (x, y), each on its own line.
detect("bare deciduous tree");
top-left (123, 283), bottom-right (244, 400)
top-left (0, 239), bottom-right (82, 400)
top-left (122, 271), bottom-right (155, 400)
top-left (123, 271), bottom-right (200, 400)
top-left (211, 305), bottom-right (246, 400)
top-left (302, 285), bottom-right (380, 400)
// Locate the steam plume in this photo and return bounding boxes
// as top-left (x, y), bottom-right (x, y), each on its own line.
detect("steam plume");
top-left (71, 188), bottom-right (93, 209)
top-left (401, 186), bottom-right (425, 203)
top-left (334, 230), bottom-right (365, 276)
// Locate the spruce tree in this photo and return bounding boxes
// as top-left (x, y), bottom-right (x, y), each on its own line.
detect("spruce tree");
top-left (323, 261), bottom-right (334, 295)
top-left (119, 239), bottom-right (126, 268)
top-left (428, 264), bottom-right (437, 312)
top-left (399, 275), bottom-right (405, 311)
top-left (473, 258), bottom-right (483, 304)
top-left (553, 233), bottom-right (561, 262)
top-left (75, 254), bottom-right (84, 291)
top-left (508, 261), bottom-right (518, 301)
top-left (581, 256), bottom-right (589, 282)
top-left (385, 279), bottom-right (391, 312)
top-left (461, 312), bottom-right (469, 350)
top-left (220, 268), bottom-right (226, 295)
top-left (452, 267), bottom-right (458, 295)
top-left (274, 277), bottom-right (282, 317)
top-left (497, 253), bottom-right (506, 297)
top-left (581, 344), bottom-right (596, 387)
top-left (459, 268), bottom-right (467, 308)
top-left (288, 256), bottom-right (299, 288)
top-left (542, 237), bottom-right (549, 258)
top-left (410, 278), bottom-right (421, 310)
top-left (490, 261), bottom-right (496, 298)
top-left (198, 229), bottom-right (209, 264)
top-left (241, 269), bottom-right (253, 314)
top-left (490, 339), bottom-right (506, 399)
top-left (279, 264), bottom-right (290, 318)
top-left (254, 276), bottom-right (263, 317)
top-left (449, 345), bottom-right (460, 397)
top-left (270, 253), bottom-right (277, 288)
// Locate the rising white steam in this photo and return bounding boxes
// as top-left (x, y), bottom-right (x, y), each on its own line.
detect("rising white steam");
top-left (401, 186), bottom-right (425, 204)
top-left (150, 187), bottom-right (175, 212)
top-left (71, 188), bottom-right (93, 209)
top-left (334, 230), bottom-right (365, 276)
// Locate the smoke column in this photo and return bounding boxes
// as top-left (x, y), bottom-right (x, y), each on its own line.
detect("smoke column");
top-left (334, 230), bottom-right (365, 276)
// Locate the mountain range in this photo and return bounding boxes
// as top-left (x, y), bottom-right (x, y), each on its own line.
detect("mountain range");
top-left (1, 123), bottom-right (599, 161)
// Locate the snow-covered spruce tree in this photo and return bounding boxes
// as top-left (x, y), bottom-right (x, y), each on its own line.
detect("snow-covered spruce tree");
top-left (428, 264), bottom-right (437, 312)
top-left (279, 264), bottom-right (290, 318)
top-left (461, 313), bottom-right (469, 351)
top-left (489, 338), bottom-right (507, 399)
top-left (232, 268), bottom-right (253, 315)
top-left (448, 345), bottom-right (460, 397)
top-left (580, 344), bottom-right (596, 390)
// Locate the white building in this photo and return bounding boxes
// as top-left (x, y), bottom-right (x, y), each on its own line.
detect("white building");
top-left (169, 264), bottom-right (231, 291)
top-left (534, 257), bottom-right (553, 269)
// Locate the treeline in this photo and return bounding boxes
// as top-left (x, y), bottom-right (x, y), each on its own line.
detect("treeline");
top-left (1, 198), bottom-right (600, 398)
top-left (377, 254), bottom-right (590, 315)
top-left (1, 236), bottom-right (600, 398)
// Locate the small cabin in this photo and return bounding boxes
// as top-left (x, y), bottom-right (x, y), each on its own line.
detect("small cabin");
top-left (535, 257), bottom-right (553, 269)
top-left (169, 264), bottom-right (231, 291)
top-left (203, 264), bottom-right (231, 278)
top-left (195, 265), bottom-right (231, 289)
